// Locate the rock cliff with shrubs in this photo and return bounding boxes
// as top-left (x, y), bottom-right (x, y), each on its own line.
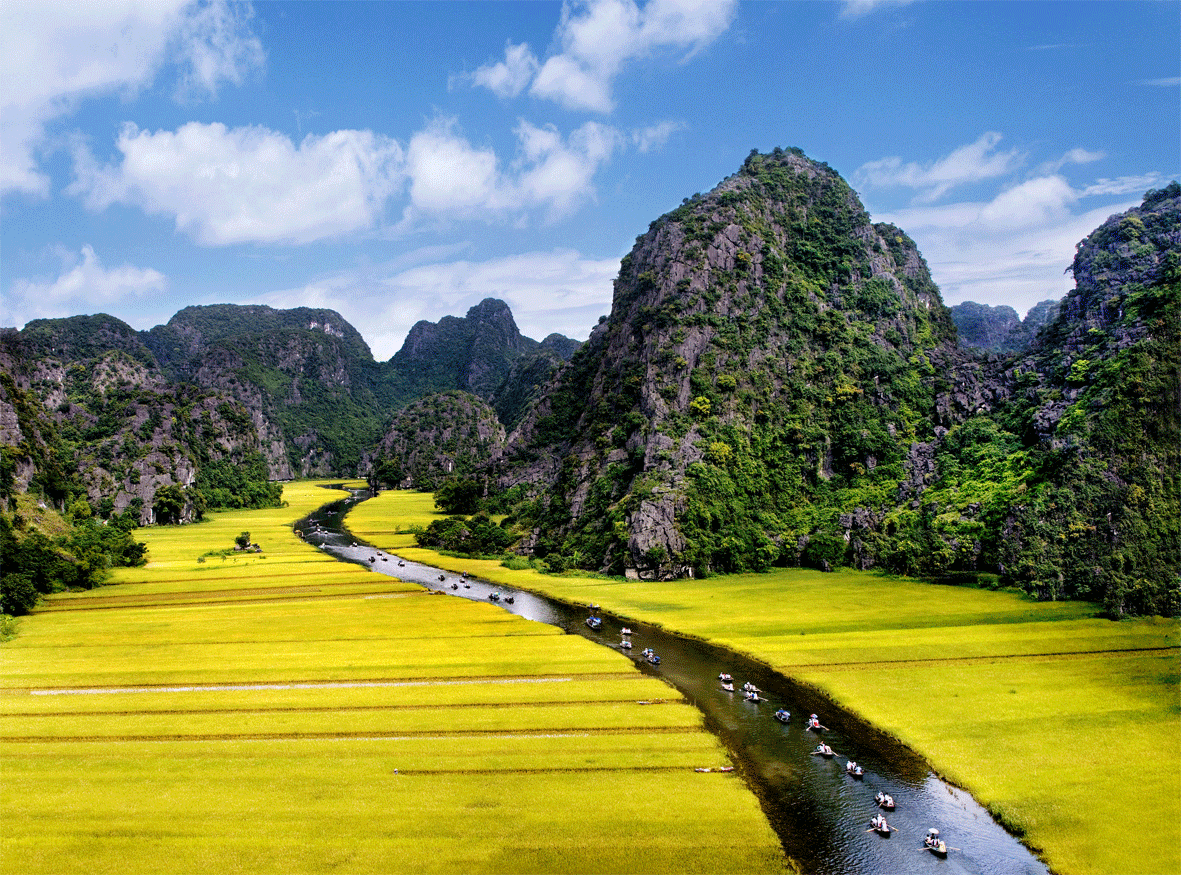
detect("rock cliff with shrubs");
top-left (488, 152), bottom-right (1178, 614)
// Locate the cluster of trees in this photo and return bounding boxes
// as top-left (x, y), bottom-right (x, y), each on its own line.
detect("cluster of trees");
top-left (0, 502), bottom-right (146, 615)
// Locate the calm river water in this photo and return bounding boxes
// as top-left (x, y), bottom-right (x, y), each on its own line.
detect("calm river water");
top-left (299, 489), bottom-right (1049, 875)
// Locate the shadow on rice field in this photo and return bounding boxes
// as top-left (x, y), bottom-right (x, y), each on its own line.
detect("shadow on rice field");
top-left (0, 482), bottom-right (786, 875)
top-left (344, 488), bottom-right (1180, 875)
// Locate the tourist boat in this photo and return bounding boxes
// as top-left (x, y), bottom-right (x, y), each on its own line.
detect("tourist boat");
top-left (742, 682), bottom-right (760, 693)
top-left (620, 639), bottom-right (633, 649)
top-left (846, 761), bottom-right (864, 779)
top-left (647, 652), bottom-right (661, 665)
top-left (875, 791), bottom-right (895, 810)
top-left (720, 682), bottom-right (734, 691)
top-left (504, 595), bottom-right (514, 604)
top-left (773, 709), bottom-right (790, 724)
top-left (744, 690), bottom-right (761, 703)
top-left (806, 714), bottom-right (827, 731)
top-left (718, 673), bottom-right (732, 682)
top-left (811, 743), bottom-right (836, 758)
top-left (451, 583), bottom-right (458, 590)
top-left (870, 814), bottom-right (892, 836)
top-left (621, 627), bottom-right (632, 636)
top-left (488, 591), bottom-right (500, 601)
top-left (586, 616), bottom-right (602, 631)
top-left (924, 829), bottom-right (948, 856)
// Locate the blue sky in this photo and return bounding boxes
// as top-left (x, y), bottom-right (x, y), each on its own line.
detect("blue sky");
top-left (2, 0), bottom-right (1177, 360)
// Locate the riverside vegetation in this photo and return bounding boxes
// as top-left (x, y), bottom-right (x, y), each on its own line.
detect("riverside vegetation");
top-left (347, 488), bottom-right (1180, 875)
top-left (0, 483), bottom-right (785, 875)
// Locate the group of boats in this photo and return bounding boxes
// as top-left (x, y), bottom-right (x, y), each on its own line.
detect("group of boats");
top-left (715, 670), bottom-right (955, 856)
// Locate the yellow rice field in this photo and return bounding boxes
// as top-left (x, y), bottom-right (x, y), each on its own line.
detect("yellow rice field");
top-left (0, 483), bottom-right (786, 874)
top-left (345, 488), bottom-right (1180, 875)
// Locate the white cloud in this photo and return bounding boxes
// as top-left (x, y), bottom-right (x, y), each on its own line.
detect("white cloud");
top-left (855, 132), bottom-right (1024, 203)
top-left (469, 0), bottom-right (736, 114)
top-left (1037, 147), bottom-right (1105, 175)
top-left (257, 249), bottom-right (621, 360)
top-left (3, 245), bottom-right (167, 325)
top-left (404, 120), bottom-right (501, 218)
top-left (632, 120), bottom-right (683, 153)
top-left (839, 0), bottom-right (915, 20)
top-left (70, 121), bottom-right (405, 245)
top-left (172, 0), bottom-right (265, 102)
top-left (69, 114), bottom-right (628, 241)
top-left (0, 0), bottom-right (263, 196)
top-left (875, 176), bottom-right (1142, 314)
top-left (1138, 77), bottom-right (1181, 87)
top-left (402, 117), bottom-right (621, 224)
top-left (1081, 174), bottom-right (1164, 198)
top-left (468, 41), bottom-right (539, 99)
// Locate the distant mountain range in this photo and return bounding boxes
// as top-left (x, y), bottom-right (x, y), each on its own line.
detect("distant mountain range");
top-left (2, 150), bottom-right (1176, 616)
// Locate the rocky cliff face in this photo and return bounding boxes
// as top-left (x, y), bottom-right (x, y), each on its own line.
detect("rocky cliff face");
top-left (391, 299), bottom-right (578, 404)
top-left (371, 391), bottom-right (506, 490)
top-left (496, 148), bottom-right (966, 577)
top-left (0, 317), bottom-right (276, 524)
top-left (488, 155), bottom-right (1177, 614)
top-left (950, 299), bottom-right (1061, 353)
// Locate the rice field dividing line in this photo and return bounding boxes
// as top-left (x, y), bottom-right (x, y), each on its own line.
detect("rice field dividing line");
top-left (2, 727), bottom-right (701, 743)
top-left (51, 579), bottom-right (418, 604)
top-left (1, 699), bottom-right (678, 718)
top-left (21, 675), bottom-right (640, 695)
top-left (374, 766), bottom-right (730, 776)
top-left (791, 645), bottom-right (1179, 671)
top-left (32, 589), bottom-right (415, 613)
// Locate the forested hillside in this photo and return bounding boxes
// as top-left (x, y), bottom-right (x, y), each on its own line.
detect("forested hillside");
top-left (487, 151), bottom-right (1178, 614)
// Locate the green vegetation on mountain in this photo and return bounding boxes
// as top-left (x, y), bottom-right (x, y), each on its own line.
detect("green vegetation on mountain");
top-left (489, 152), bottom-right (1178, 616)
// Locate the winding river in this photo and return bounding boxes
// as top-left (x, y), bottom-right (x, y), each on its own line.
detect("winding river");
top-left (299, 489), bottom-right (1049, 875)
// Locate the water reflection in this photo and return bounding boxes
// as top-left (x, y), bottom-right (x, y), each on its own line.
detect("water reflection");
top-left (298, 491), bottom-right (1048, 875)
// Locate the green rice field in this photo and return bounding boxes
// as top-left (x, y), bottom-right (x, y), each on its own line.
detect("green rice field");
top-left (0, 483), bottom-right (785, 874)
top-left (345, 489), bottom-right (1181, 875)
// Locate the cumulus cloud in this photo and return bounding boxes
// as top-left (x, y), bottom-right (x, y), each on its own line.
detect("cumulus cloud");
top-left (855, 132), bottom-right (1024, 203)
top-left (172, 0), bottom-right (265, 102)
top-left (632, 120), bottom-right (683, 153)
top-left (468, 0), bottom-right (736, 113)
top-left (402, 117), bottom-right (621, 225)
top-left (839, 0), bottom-right (915, 19)
top-left (257, 249), bottom-right (621, 360)
top-left (468, 41), bottom-right (539, 99)
top-left (3, 245), bottom-right (166, 325)
top-left (874, 176), bottom-right (1143, 314)
top-left (0, 0), bottom-right (263, 196)
top-left (69, 122), bottom-right (405, 245)
top-left (68, 114), bottom-right (630, 241)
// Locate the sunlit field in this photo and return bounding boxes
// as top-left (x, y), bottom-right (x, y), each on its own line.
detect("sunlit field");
top-left (347, 489), bottom-right (1181, 875)
top-left (0, 483), bottom-right (785, 875)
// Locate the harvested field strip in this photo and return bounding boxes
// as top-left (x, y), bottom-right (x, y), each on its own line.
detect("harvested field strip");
top-left (1, 699), bottom-right (704, 739)
top-left (3, 699), bottom-right (677, 718)
top-left (32, 588), bottom-right (414, 612)
top-left (37, 580), bottom-right (412, 605)
top-left (791, 645), bottom-right (1179, 670)
top-left (3, 726), bottom-right (701, 743)
top-left (17, 673), bottom-right (638, 695)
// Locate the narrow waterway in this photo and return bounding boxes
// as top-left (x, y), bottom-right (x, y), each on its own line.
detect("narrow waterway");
top-left (299, 489), bottom-right (1049, 875)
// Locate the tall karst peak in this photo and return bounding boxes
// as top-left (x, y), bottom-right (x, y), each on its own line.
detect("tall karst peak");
top-left (496, 147), bottom-right (962, 579)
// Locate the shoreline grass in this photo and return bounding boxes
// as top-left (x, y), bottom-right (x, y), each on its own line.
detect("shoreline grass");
top-left (344, 488), bottom-right (1181, 875)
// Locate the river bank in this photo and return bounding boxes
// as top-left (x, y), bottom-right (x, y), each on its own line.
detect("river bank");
top-left (343, 487), bottom-right (1181, 875)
